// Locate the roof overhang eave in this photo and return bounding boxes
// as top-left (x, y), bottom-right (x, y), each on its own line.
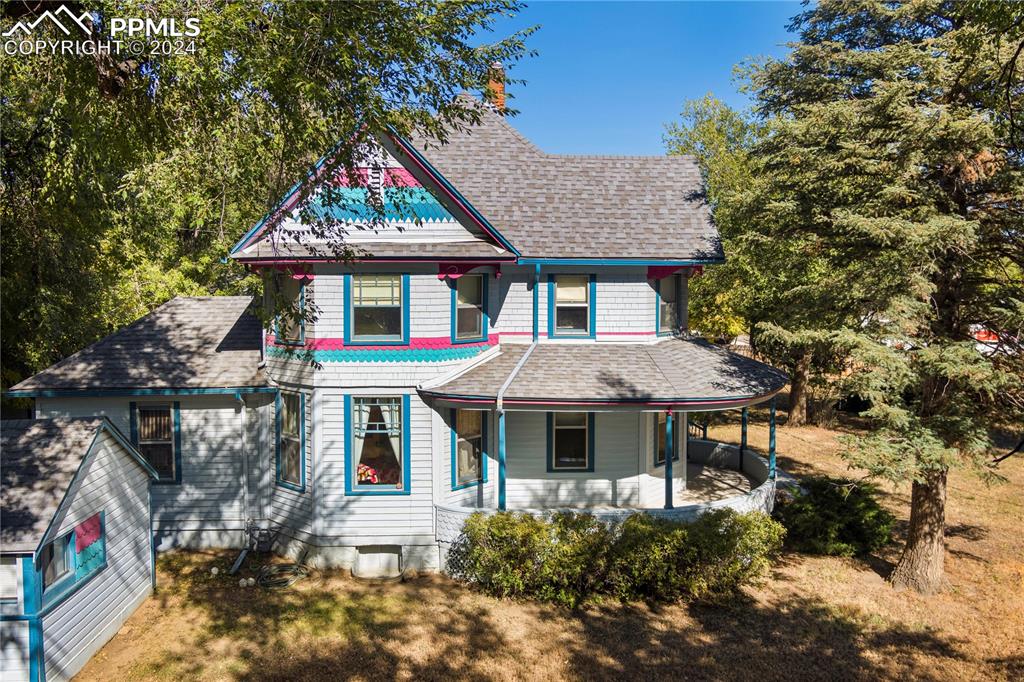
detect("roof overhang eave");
top-left (417, 386), bottom-right (785, 412)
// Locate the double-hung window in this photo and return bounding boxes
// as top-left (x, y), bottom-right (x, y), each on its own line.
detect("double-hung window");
top-left (350, 274), bottom-right (404, 342)
top-left (654, 412), bottom-right (681, 466)
top-left (0, 556), bottom-right (17, 604)
top-left (350, 397), bottom-right (406, 492)
top-left (548, 412), bottom-right (594, 471)
top-left (272, 274), bottom-right (304, 345)
top-left (453, 274), bottom-right (487, 342)
top-left (136, 404), bottom-right (176, 481)
top-left (657, 275), bottom-right (680, 335)
top-left (277, 392), bottom-right (304, 491)
top-left (551, 275), bottom-right (594, 337)
top-left (453, 409), bottom-right (485, 488)
top-left (40, 531), bottom-right (73, 591)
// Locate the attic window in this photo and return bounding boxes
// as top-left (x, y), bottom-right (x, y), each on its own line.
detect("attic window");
top-left (41, 531), bottom-right (73, 589)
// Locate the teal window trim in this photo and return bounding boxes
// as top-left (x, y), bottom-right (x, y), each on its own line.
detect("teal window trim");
top-left (344, 394), bottom-right (412, 496)
top-left (547, 274), bottom-right (597, 339)
top-left (344, 273), bottom-right (411, 346)
top-left (129, 401), bottom-right (182, 485)
top-left (652, 413), bottom-right (681, 467)
top-left (273, 280), bottom-right (306, 347)
top-left (38, 514), bottom-right (107, 614)
top-left (450, 274), bottom-right (489, 344)
top-left (546, 412), bottom-right (596, 472)
top-left (275, 391), bottom-right (307, 493)
top-left (655, 275), bottom-right (681, 337)
top-left (450, 408), bottom-right (488, 490)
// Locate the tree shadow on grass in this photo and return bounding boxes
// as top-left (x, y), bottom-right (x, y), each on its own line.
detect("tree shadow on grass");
top-left (134, 551), bottom-right (971, 681)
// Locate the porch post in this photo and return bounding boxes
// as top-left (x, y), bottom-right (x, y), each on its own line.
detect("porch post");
top-left (768, 398), bottom-right (776, 481)
top-left (740, 407), bottom-right (748, 473)
top-left (664, 409), bottom-right (674, 509)
top-left (497, 409), bottom-right (507, 510)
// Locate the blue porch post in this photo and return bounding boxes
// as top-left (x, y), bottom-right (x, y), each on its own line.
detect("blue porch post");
top-left (664, 410), bottom-right (674, 509)
top-left (497, 409), bottom-right (507, 510)
top-left (740, 407), bottom-right (748, 473)
top-left (768, 398), bottom-right (777, 480)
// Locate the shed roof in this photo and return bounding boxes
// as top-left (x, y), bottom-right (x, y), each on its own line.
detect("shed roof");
top-left (8, 297), bottom-right (266, 395)
top-left (419, 338), bottom-right (787, 408)
top-left (0, 418), bottom-right (154, 553)
top-left (403, 97), bottom-right (723, 261)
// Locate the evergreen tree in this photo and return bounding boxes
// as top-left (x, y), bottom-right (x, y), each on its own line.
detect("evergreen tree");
top-left (740, 0), bottom-right (1023, 592)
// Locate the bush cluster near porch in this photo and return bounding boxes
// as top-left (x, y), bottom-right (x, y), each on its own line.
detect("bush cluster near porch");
top-left (447, 509), bottom-right (785, 607)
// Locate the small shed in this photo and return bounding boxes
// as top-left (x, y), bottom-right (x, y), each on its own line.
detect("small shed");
top-left (1, 418), bottom-right (157, 682)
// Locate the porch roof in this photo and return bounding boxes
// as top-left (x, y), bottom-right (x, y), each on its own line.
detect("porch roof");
top-left (418, 338), bottom-right (788, 409)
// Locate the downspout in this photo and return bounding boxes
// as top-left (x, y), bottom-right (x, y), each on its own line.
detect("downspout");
top-left (495, 342), bottom-right (538, 511)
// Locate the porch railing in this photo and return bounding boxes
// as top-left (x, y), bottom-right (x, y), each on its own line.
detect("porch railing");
top-left (687, 419), bottom-right (707, 440)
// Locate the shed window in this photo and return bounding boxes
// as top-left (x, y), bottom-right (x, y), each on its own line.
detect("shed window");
top-left (352, 397), bottom-right (403, 489)
top-left (271, 274), bottom-right (304, 345)
top-left (137, 404), bottom-right (175, 480)
top-left (654, 412), bottom-right (681, 466)
top-left (551, 412), bottom-right (591, 471)
top-left (277, 392), bottom-right (304, 489)
top-left (554, 275), bottom-right (591, 335)
top-left (658, 276), bottom-right (680, 335)
top-left (352, 274), bottom-right (403, 340)
top-left (455, 275), bottom-right (485, 341)
top-left (454, 409), bottom-right (484, 487)
top-left (41, 532), bottom-right (73, 590)
top-left (0, 557), bottom-right (17, 602)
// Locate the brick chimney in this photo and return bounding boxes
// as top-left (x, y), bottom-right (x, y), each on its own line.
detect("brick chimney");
top-left (486, 61), bottom-right (506, 113)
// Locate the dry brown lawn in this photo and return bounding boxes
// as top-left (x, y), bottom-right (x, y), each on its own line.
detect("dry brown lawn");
top-left (79, 409), bottom-right (1024, 681)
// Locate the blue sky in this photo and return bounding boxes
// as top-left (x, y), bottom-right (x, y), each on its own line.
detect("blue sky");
top-left (492, 1), bottom-right (800, 155)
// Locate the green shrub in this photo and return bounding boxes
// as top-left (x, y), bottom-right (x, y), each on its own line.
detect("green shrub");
top-left (774, 477), bottom-right (895, 556)
top-left (606, 514), bottom-right (692, 602)
top-left (536, 512), bottom-right (615, 607)
top-left (448, 509), bottom-right (786, 607)
top-left (447, 512), bottom-right (550, 598)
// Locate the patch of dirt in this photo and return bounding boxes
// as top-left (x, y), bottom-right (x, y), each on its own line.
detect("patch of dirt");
top-left (78, 414), bottom-right (1024, 681)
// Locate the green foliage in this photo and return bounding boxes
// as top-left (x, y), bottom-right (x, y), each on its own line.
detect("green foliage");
top-left (448, 510), bottom-right (785, 607)
top-left (0, 1), bottom-right (535, 391)
top-left (774, 478), bottom-right (895, 556)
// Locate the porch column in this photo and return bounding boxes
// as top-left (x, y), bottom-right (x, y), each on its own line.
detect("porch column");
top-left (497, 409), bottom-right (507, 510)
top-left (740, 407), bottom-right (748, 473)
top-left (664, 409), bottom-right (674, 509)
top-left (768, 398), bottom-right (776, 480)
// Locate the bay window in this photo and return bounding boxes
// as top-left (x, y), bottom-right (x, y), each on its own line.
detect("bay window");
top-left (550, 275), bottom-right (595, 338)
top-left (277, 391), bottom-right (305, 491)
top-left (348, 396), bottom-right (409, 494)
top-left (349, 274), bottom-right (405, 342)
top-left (657, 275), bottom-right (680, 335)
top-left (654, 412), bottom-right (681, 466)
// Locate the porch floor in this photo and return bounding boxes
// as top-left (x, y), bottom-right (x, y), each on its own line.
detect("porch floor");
top-left (678, 462), bottom-right (756, 504)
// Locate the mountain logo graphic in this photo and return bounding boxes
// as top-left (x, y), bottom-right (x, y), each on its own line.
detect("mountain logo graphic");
top-left (3, 5), bottom-right (91, 38)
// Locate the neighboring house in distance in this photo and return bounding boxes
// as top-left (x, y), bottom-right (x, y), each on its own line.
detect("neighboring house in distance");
top-left (0, 418), bottom-right (157, 682)
top-left (7, 91), bottom-right (788, 578)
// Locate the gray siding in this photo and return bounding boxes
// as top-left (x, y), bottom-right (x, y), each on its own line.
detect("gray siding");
top-left (0, 619), bottom-right (29, 682)
top-left (40, 430), bottom-right (152, 682)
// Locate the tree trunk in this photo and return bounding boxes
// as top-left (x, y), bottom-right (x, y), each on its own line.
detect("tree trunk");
top-left (889, 468), bottom-right (947, 594)
top-left (787, 350), bottom-right (812, 427)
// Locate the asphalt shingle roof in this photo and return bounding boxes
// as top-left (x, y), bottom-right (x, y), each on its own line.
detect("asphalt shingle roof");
top-left (406, 97), bottom-right (723, 261)
top-left (1, 418), bottom-right (105, 552)
top-left (420, 338), bottom-right (787, 404)
top-left (9, 297), bottom-right (266, 393)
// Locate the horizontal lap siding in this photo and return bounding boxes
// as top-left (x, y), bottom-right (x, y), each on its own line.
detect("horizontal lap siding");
top-left (319, 391), bottom-right (434, 539)
top-left (0, 620), bottom-right (29, 682)
top-left (37, 397), bottom-right (253, 532)
top-left (41, 432), bottom-right (152, 682)
top-left (505, 411), bottom-right (641, 509)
